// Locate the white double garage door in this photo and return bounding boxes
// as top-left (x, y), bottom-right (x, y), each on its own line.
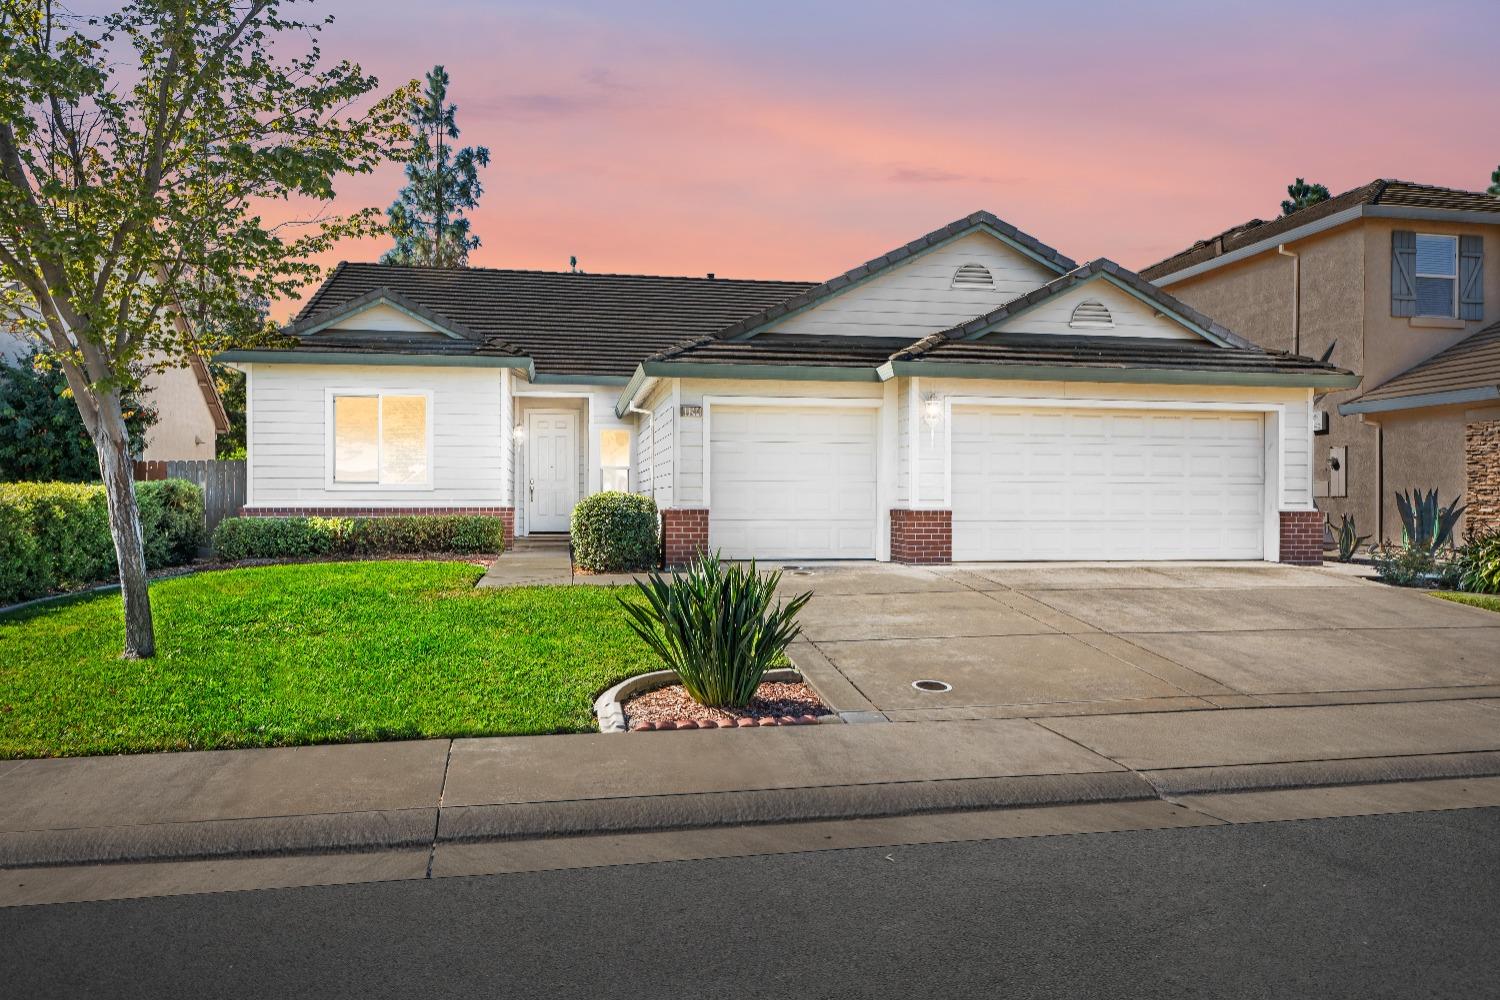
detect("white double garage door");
top-left (708, 403), bottom-right (1266, 561)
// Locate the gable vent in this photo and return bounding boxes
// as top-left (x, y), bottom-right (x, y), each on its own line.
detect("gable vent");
top-left (1069, 300), bottom-right (1114, 329)
top-left (952, 263), bottom-right (994, 288)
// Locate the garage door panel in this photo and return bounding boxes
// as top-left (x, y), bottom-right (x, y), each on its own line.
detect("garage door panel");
top-left (710, 405), bottom-right (877, 560)
top-left (953, 406), bottom-right (1265, 561)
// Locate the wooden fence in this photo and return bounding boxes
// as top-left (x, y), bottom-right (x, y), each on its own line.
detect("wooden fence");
top-left (134, 459), bottom-right (246, 534)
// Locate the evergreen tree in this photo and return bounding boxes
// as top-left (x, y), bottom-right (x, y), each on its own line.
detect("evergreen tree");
top-left (382, 66), bottom-right (491, 267)
top-left (1281, 178), bottom-right (1331, 216)
top-left (1488, 166), bottom-right (1500, 197)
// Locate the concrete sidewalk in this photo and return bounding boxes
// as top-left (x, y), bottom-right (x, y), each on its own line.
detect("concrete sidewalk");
top-left (5, 697), bottom-right (1500, 872)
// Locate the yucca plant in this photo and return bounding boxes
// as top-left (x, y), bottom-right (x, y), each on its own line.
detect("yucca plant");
top-left (1395, 488), bottom-right (1465, 556)
top-left (619, 552), bottom-right (812, 709)
top-left (1327, 513), bottom-right (1369, 563)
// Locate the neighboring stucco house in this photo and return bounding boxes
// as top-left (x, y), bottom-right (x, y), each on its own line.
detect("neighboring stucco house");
top-left (1143, 180), bottom-right (1500, 541)
top-left (2, 320), bottom-right (228, 462)
top-left (221, 212), bottom-right (1353, 565)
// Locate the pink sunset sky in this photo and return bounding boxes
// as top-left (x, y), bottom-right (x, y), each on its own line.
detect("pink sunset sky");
top-left (281, 0), bottom-right (1500, 315)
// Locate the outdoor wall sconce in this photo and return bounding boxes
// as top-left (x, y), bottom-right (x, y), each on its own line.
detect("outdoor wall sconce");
top-left (922, 393), bottom-right (943, 441)
top-left (512, 426), bottom-right (525, 443)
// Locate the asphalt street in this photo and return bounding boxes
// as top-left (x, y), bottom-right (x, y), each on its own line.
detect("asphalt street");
top-left (4, 806), bottom-right (1497, 999)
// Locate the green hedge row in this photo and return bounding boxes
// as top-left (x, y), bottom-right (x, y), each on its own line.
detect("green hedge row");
top-left (570, 491), bottom-right (658, 572)
top-left (211, 514), bottom-right (505, 562)
top-left (0, 479), bottom-right (205, 604)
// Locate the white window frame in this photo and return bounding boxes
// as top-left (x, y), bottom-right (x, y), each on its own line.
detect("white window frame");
top-left (599, 426), bottom-right (632, 493)
top-left (1414, 233), bottom-right (1459, 318)
top-left (324, 388), bottom-right (435, 490)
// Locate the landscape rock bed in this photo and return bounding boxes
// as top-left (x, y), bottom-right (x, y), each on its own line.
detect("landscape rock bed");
top-left (624, 681), bottom-right (830, 731)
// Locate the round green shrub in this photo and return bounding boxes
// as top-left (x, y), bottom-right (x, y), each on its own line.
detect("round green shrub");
top-left (571, 492), bottom-right (658, 572)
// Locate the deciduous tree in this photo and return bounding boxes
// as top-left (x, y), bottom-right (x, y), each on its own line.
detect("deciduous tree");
top-left (0, 0), bottom-right (412, 655)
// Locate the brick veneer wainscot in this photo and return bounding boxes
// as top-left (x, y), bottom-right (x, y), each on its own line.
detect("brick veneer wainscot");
top-left (1467, 419), bottom-right (1500, 534)
top-left (242, 506), bottom-right (515, 547)
top-left (661, 508), bottom-right (709, 565)
top-left (890, 508), bottom-right (952, 565)
top-left (1278, 509), bottom-right (1324, 565)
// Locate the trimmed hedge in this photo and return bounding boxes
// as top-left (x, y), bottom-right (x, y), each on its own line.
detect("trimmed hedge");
top-left (211, 514), bottom-right (505, 562)
top-left (0, 479), bottom-right (205, 604)
top-left (571, 491), bottom-right (658, 572)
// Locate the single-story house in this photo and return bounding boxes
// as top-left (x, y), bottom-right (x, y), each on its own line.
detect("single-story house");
top-left (220, 212), bottom-right (1356, 565)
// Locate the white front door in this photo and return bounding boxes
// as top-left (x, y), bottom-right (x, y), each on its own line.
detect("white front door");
top-left (951, 406), bottom-right (1266, 560)
top-left (525, 410), bottom-right (579, 532)
top-left (709, 405), bottom-right (879, 560)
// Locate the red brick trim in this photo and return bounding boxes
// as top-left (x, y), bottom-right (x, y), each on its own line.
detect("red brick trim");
top-left (661, 508), bottom-right (709, 566)
top-left (890, 508), bottom-right (952, 565)
top-left (1278, 509), bottom-right (1324, 565)
top-left (241, 505), bottom-right (515, 547)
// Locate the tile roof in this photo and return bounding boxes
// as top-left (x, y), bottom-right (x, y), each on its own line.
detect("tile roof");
top-left (648, 333), bottom-right (915, 369)
top-left (896, 333), bottom-right (1351, 378)
top-left (701, 211), bottom-right (1077, 342)
top-left (288, 263), bottom-right (816, 377)
top-left (1141, 180), bottom-right (1500, 281)
top-left (1347, 320), bottom-right (1500, 406)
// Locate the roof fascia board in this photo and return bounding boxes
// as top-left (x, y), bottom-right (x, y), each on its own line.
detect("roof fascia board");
top-left (615, 365), bottom-right (651, 418)
top-left (965, 271), bottom-right (1232, 347)
top-left (1338, 385), bottom-right (1500, 415)
top-left (530, 372), bottom-right (630, 386)
top-left (642, 360), bottom-right (881, 383)
top-left (885, 359), bottom-right (1360, 389)
top-left (298, 296), bottom-right (467, 340)
top-left (1155, 204), bottom-right (1500, 287)
top-left (216, 350), bottom-right (534, 376)
top-left (730, 222), bottom-right (1070, 343)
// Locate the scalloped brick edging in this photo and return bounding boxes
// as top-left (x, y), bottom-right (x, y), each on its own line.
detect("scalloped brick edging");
top-left (632, 714), bottom-right (823, 731)
top-left (593, 667), bottom-right (809, 733)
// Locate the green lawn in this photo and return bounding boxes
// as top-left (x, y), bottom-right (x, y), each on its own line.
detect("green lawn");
top-left (0, 561), bottom-right (658, 759)
top-left (1433, 591), bottom-right (1500, 614)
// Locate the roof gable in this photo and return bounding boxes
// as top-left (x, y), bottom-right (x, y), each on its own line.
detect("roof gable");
top-left (941, 259), bottom-right (1253, 349)
top-left (764, 230), bottom-right (1058, 340)
top-left (288, 286), bottom-right (481, 341)
top-left (713, 211), bottom-right (1076, 342)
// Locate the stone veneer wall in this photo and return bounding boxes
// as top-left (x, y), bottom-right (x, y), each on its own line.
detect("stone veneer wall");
top-left (661, 508), bottom-right (709, 566)
top-left (1467, 420), bottom-right (1500, 533)
top-left (1278, 509), bottom-right (1324, 565)
top-left (890, 509), bottom-right (953, 565)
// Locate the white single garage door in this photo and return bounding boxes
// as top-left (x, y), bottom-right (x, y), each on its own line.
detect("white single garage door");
top-left (952, 406), bottom-right (1265, 561)
top-left (709, 405), bottom-right (878, 560)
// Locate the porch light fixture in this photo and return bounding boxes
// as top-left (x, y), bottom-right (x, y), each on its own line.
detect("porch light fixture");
top-left (512, 426), bottom-right (525, 442)
top-left (922, 393), bottom-right (942, 441)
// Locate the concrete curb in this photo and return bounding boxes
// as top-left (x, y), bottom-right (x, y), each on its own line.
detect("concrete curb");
top-left (1142, 750), bottom-right (1500, 797)
top-left (0, 808), bottom-right (437, 869)
top-left (593, 668), bottom-right (805, 733)
top-left (436, 771), bottom-right (1156, 842)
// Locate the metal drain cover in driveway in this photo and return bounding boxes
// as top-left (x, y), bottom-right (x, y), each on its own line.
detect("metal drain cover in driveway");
top-left (912, 679), bottom-right (952, 693)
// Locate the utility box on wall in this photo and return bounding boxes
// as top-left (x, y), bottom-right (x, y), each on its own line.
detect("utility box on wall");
top-left (1327, 445), bottom-right (1347, 499)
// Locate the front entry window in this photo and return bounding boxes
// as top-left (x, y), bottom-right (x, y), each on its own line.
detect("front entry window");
top-left (332, 393), bottom-right (429, 485)
top-left (600, 428), bottom-right (630, 492)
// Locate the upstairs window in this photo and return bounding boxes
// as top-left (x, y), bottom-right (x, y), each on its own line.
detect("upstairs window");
top-left (1414, 234), bottom-right (1458, 317)
top-left (332, 392), bottom-right (429, 485)
top-left (952, 263), bottom-right (994, 288)
top-left (1069, 300), bottom-right (1115, 329)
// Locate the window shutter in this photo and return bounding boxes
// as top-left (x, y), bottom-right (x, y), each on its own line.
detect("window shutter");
top-left (1391, 230), bottom-right (1417, 317)
top-left (1459, 234), bottom-right (1484, 321)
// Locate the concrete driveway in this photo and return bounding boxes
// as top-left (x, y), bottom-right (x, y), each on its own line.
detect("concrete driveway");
top-left (784, 563), bottom-right (1500, 722)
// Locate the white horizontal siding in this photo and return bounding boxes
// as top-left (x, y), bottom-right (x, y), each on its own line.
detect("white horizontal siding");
top-left (247, 364), bottom-right (503, 506)
top-left (987, 280), bottom-right (1200, 340)
top-left (766, 232), bottom-right (1055, 339)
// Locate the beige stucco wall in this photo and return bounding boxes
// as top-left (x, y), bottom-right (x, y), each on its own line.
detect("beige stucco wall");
top-left (1166, 223), bottom-right (1374, 535)
top-left (1163, 217), bottom-right (1500, 544)
top-left (138, 363), bottom-right (218, 461)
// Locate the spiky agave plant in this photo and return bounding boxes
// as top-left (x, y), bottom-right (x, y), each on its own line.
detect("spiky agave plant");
top-left (1395, 489), bottom-right (1466, 555)
top-left (1328, 513), bottom-right (1370, 563)
top-left (619, 552), bottom-right (812, 709)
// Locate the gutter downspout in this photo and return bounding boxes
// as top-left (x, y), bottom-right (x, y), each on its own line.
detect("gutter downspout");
top-left (1277, 244), bottom-right (1300, 356)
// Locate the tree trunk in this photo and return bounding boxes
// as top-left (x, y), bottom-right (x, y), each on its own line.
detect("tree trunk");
top-left (95, 402), bottom-right (156, 659)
